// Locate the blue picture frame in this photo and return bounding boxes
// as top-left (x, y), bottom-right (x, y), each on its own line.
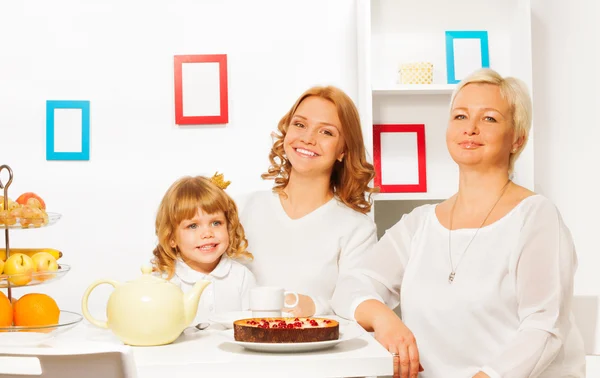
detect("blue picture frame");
top-left (445, 31), bottom-right (490, 84)
top-left (46, 100), bottom-right (90, 161)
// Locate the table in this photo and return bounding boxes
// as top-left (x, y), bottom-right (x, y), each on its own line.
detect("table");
top-left (41, 319), bottom-right (394, 378)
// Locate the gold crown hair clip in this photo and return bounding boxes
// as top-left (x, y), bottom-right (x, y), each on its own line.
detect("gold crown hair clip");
top-left (210, 172), bottom-right (231, 190)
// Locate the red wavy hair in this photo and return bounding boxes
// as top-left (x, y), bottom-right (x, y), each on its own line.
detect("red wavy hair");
top-left (261, 86), bottom-right (378, 213)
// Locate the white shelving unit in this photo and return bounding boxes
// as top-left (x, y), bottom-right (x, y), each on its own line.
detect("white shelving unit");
top-left (357, 0), bottom-right (534, 223)
top-left (372, 84), bottom-right (456, 96)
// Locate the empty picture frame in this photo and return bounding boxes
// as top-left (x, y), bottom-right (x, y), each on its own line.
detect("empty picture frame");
top-left (445, 31), bottom-right (490, 84)
top-left (373, 124), bottom-right (427, 193)
top-left (174, 54), bottom-right (229, 125)
top-left (46, 100), bottom-right (90, 161)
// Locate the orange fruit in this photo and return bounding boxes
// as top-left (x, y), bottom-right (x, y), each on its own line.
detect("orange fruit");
top-left (13, 293), bottom-right (59, 328)
top-left (15, 192), bottom-right (46, 210)
top-left (0, 291), bottom-right (12, 327)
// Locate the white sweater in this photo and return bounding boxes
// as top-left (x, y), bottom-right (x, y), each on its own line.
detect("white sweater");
top-left (332, 195), bottom-right (586, 378)
top-left (169, 256), bottom-right (256, 325)
top-left (239, 190), bottom-right (377, 315)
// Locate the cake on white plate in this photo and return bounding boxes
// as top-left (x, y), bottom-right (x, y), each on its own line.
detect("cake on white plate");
top-left (233, 317), bottom-right (339, 343)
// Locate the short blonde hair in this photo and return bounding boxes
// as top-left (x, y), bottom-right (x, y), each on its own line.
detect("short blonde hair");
top-left (152, 176), bottom-right (252, 279)
top-left (261, 86), bottom-right (378, 214)
top-left (450, 68), bottom-right (532, 174)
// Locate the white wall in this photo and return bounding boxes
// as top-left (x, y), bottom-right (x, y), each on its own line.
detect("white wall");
top-left (0, 0), bottom-right (358, 317)
top-left (531, 0), bottom-right (600, 354)
top-left (531, 0), bottom-right (600, 294)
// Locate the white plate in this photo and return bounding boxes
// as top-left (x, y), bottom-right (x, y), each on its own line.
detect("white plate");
top-left (208, 311), bottom-right (293, 329)
top-left (218, 323), bottom-right (363, 353)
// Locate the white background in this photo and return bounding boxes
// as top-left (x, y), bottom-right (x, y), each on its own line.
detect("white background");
top-left (181, 62), bottom-right (221, 117)
top-left (380, 131), bottom-right (419, 185)
top-left (0, 0), bottom-right (598, 371)
top-left (53, 109), bottom-right (83, 153)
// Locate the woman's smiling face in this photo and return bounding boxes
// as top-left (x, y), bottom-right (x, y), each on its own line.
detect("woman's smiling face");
top-left (446, 83), bottom-right (516, 171)
top-left (283, 96), bottom-right (345, 178)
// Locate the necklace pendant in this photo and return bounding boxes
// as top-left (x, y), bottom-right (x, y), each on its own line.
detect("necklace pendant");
top-left (448, 271), bottom-right (456, 283)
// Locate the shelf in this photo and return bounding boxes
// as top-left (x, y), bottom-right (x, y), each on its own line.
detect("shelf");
top-left (372, 84), bottom-right (456, 95)
top-left (372, 192), bottom-right (448, 201)
top-left (358, 0), bottom-right (536, 212)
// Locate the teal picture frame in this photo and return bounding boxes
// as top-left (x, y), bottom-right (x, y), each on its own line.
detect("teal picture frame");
top-left (445, 31), bottom-right (490, 84)
top-left (46, 100), bottom-right (90, 161)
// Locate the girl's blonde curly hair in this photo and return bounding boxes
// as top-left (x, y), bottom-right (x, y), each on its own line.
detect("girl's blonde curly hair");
top-left (152, 175), bottom-right (252, 279)
top-left (261, 86), bottom-right (378, 214)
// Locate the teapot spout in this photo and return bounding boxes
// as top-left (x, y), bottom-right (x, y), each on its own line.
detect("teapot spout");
top-left (184, 279), bottom-right (211, 325)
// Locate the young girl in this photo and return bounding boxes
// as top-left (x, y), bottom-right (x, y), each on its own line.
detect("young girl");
top-left (152, 173), bottom-right (256, 324)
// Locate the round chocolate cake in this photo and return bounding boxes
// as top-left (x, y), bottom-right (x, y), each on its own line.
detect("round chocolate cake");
top-left (233, 317), bottom-right (339, 343)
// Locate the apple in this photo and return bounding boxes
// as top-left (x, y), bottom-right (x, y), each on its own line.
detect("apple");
top-left (3, 253), bottom-right (34, 286)
top-left (15, 193), bottom-right (46, 210)
top-left (31, 252), bottom-right (59, 281)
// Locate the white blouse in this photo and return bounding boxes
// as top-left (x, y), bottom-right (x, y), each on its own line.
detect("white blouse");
top-left (170, 256), bottom-right (256, 325)
top-left (332, 195), bottom-right (586, 378)
top-left (239, 191), bottom-right (377, 315)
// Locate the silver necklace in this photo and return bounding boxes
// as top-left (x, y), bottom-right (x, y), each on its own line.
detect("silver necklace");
top-left (447, 180), bottom-right (511, 284)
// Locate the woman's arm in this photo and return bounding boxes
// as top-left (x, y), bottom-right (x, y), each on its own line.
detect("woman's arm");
top-left (332, 207), bottom-right (424, 319)
top-left (331, 208), bottom-right (428, 378)
top-left (356, 300), bottom-right (422, 378)
top-left (478, 200), bottom-right (579, 378)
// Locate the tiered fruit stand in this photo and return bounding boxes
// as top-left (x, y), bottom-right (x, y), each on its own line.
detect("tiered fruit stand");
top-left (0, 164), bottom-right (82, 345)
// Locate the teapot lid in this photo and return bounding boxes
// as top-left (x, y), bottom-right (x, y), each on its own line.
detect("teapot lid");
top-left (135, 265), bottom-right (166, 283)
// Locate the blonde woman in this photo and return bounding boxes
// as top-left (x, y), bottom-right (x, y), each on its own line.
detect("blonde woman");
top-left (152, 174), bottom-right (256, 325)
top-left (332, 69), bottom-right (586, 378)
top-left (239, 86), bottom-right (378, 317)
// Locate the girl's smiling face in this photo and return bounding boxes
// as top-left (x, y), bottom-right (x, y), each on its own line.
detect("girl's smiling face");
top-left (171, 208), bottom-right (229, 274)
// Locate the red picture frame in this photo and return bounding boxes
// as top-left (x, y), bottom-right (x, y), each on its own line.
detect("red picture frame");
top-left (174, 54), bottom-right (229, 125)
top-left (373, 124), bottom-right (427, 193)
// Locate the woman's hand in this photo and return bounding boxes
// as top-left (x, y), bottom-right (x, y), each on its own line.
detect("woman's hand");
top-left (374, 314), bottom-right (422, 378)
top-left (356, 300), bottom-right (423, 378)
top-left (282, 293), bottom-right (315, 317)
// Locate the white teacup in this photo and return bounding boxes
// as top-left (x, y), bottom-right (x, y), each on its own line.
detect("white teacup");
top-left (249, 286), bottom-right (299, 318)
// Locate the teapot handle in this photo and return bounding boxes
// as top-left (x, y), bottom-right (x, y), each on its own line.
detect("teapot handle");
top-left (81, 279), bottom-right (120, 329)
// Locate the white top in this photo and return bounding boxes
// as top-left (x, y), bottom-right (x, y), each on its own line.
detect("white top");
top-left (332, 195), bottom-right (586, 378)
top-left (169, 256), bottom-right (256, 324)
top-left (239, 190), bottom-right (377, 315)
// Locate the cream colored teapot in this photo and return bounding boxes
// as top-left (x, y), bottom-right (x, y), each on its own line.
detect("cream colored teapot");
top-left (81, 265), bottom-right (210, 346)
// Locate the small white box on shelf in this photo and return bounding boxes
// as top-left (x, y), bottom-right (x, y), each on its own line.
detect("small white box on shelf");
top-left (398, 62), bottom-right (433, 84)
